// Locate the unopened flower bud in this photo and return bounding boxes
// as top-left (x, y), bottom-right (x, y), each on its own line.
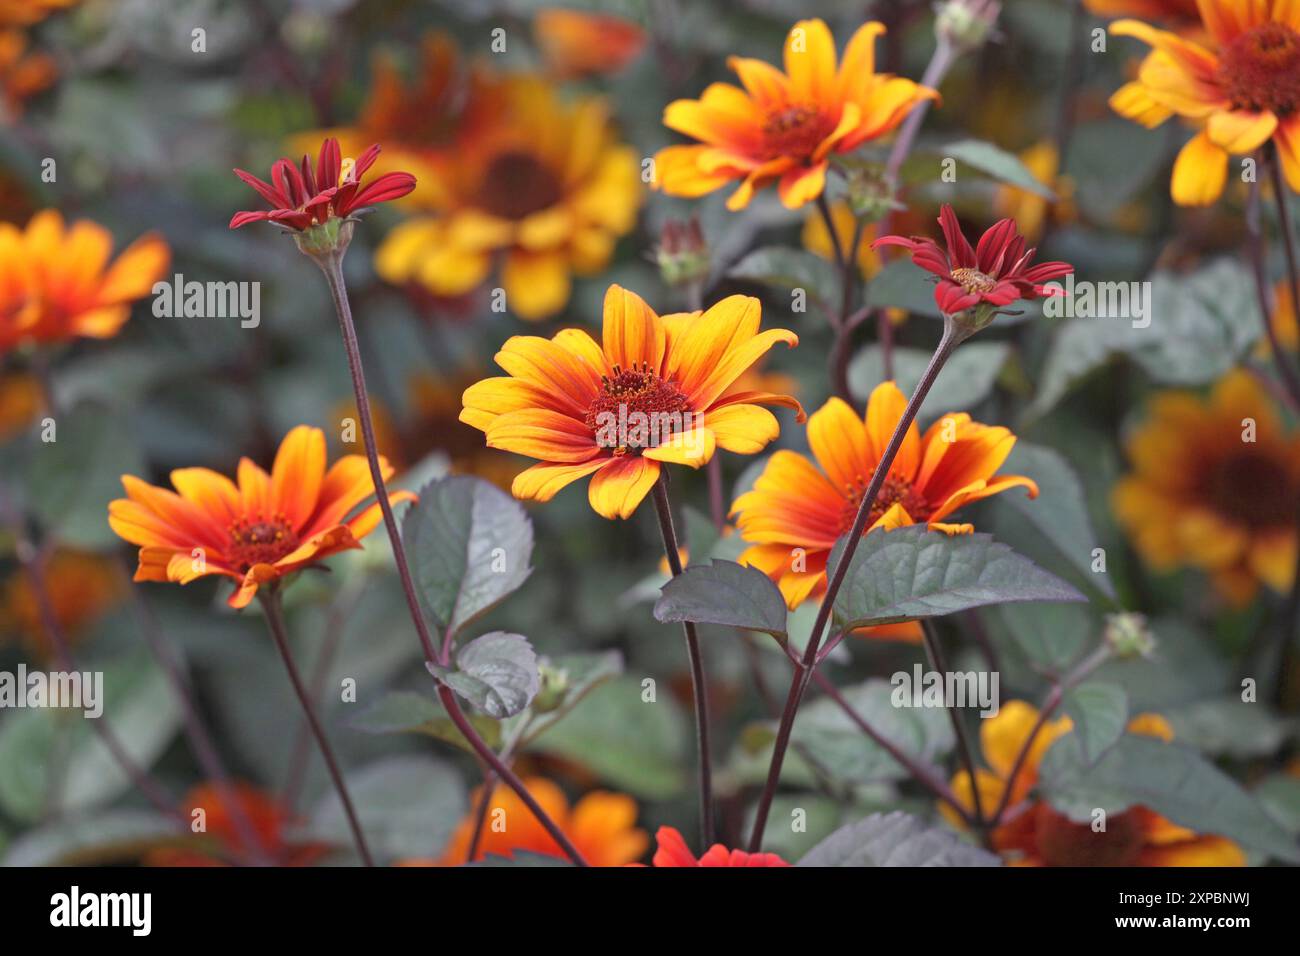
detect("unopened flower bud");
top-left (935, 0), bottom-right (1001, 54)
top-left (532, 661), bottom-right (570, 713)
top-left (655, 217), bottom-right (710, 290)
top-left (845, 163), bottom-right (899, 223)
top-left (1104, 612), bottom-right (1156, 660)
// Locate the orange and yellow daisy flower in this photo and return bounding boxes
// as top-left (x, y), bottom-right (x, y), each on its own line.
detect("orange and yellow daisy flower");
top-left (732, 383), bottom-right (1039, 608)
top-left (533, 9), bottom-right (646, 78)
top-left (645, 825), bottom-right (789, 867)
top-left (1113, 368), bottom-right (1300, 606)
top-left (1108, 0), bottom-right (1300, 205)
top-left (943, 701), bottom-right (1245, 866)
top-left (372, 74), bottom-right (641, 320)
top-left (460, 285), bottom-right (802, 520)
top-left (420, 776), bottom-right (648, 867)
top-left (108, 425), bottom-right (414, 609)
top-left (653, 18), bottom-right (937, 210)
top-left (0, 210), bottom-right (168, 354)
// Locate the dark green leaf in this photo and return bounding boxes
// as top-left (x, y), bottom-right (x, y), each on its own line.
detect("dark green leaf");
top-left (653, 559), bottom-right (788, 640)
top-left (402, 475), bottom-right (533, 640)
top-left (848, 343), bottom-right (1010, 422)
top-left (799, 811), bottom-right (1002, 866)
top-left (943, 139), bottom-right (1056, 198)
top-left (428, 631), bottom-right (540, 719)
top-left (830, 527), bottom-right (1087, 629)
top-left (727, 245), bottom-right (837, 310)
top-left (1061, 682), bottom-right (1129, 763)
top-left (350, 690), bottom-right (503, 751)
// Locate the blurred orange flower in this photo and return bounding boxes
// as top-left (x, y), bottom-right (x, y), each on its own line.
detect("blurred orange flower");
top-left (534, 9), bottom-right (646, 78)
top-left (0, 28), bottom-right (55, 115)
top-left (654, 18), bottom-right (936, 210)
top-left (943, 701), bottom-right (1245, 866)
top-left (374, 74), bottom-right (642, 320)
top-left (647, 825), bottom-right (790, 866)
top-left (428, 776), bottom-right (648, 866)
top-left (732, 384), bottom-right (1038, 608)
top-left (144, 782), bottom-right (327, 867)
top-left (461, 285), bottom-right (801, 519)
top-left (0, 0), bottom-right (79, 28)
top-left (1113, 368), bottom-right (1300, 605)
top-left (0, 549), bottom-right (120, 660)
top-left (991, 141), bottom-right (1076, 244)
top-left (0, 370), bottom-right (42, 442)
top-left (1084, 0), bottom-right (1200, 25)
top-left (108, 425), bottom-right (414, 609)
top-left (1108, 1), bottom-right (1300, 205)
top-left (0, 210), bottom-right (168, 354)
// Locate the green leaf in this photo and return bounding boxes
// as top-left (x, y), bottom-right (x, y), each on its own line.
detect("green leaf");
top-left (865, 258), bottom-right (942, 318)
top-left (942, 139), bottom-right (1056, 199)
top-left (428, 631), bottom-right (540, 719)
top-left (1061, 682), bottom-right (1129, 763)
top-left (984, 602), bottom-right (1096, 675)
top-left (511, 650), bottom-right (624, 747)
top-left (528, 677), bottom-right (687, 799)
top-left (402, 475), bottom-right (534, 640)
top-left (798, 811), bottom-right (1002, 866)
top-left (3, 810), bottom-right (181, 866)
top-left (991, 441), bottom-right (1117, 601)
top-left (352, 690), bottom-right (503, 752)
top-left (0, 650), bottom-right (181, 823)
top-left (785, 679), bottom-right (954, 786)
top-left (653, 559), bottom-right (788, 641)
top-left (848, 342), bottom-right (1010, 421)
top-left (25, 405), bottom-right (145, 549)
top-left (307, 755), bottom-right (466, 863)
top-left (727, 245), bottom-right (837, 310)
top-left (1039, 734), bottom-right (1300, 862)
top-left (1163, 697), bottom-right (1293, 760)
top-left (830, 527), bottom-right (1087, 629)
top-left (1254, 774), bottom-right (1300, 837)
top-left (1024, 259), bottom-right (1258, 421)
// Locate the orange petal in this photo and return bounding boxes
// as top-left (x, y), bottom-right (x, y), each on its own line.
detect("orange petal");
top-left (485, 408), bottom-right (600, 462)
top-left (511, 458), bottom-right (610, 503)
top-left (1171, 129), bottom-right (1228, 206)
top-left (702, 403), bottom-right (779, 455)
top-left (864, 381), bottom-right (921, 481)
top-left (784, 18), bottom-right (837, 103)
top-left (1206, 108), bottom-right (1277, 153)
top-left (96, 233), bottom-right (170, 304)
top-left (587, 455), bottom-right (660, 519)
top-left (270, 426), bottom-right (326, 529)
top-left (602, 284), bottom-right (665, 374)
top-left (807, 396), bottom-right (873, 494)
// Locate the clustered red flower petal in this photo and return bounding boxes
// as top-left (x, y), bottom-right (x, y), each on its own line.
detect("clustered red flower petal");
top-left (872, 204), bottom-right (1073, 315)
top-left (648, 826), bottom-right (790, 867)
top-left (229, 137), bottom-right (416, 231)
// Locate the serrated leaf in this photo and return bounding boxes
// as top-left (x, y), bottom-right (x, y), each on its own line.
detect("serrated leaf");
top-left (984, 603), bottom-right (1096, 675)
top-left (428, 632), bottom-right (539, 719)
top-left (727, 245), bottom-right (837, 309)
top-left (653, 559), bottom-right (788, 640)
top-left (848, 342), bottom-right (1010, 421)
top-left (1061, 682), bottom-right (1129, 763)
top-left (402, 475), bottom-right (533, 640)
top-left (511, 650), bottom-right (624, 747)
top-left (1039, 734), bottom-right (1300, 862)
top-left (943, 139), bottom-right (1056, 199)
top-left (830, 527), bottom-right (1087, 629)
top-left (799, 811), bottom-right (1002, 866)
top-left (992, 442), bottom-right (1117, 601)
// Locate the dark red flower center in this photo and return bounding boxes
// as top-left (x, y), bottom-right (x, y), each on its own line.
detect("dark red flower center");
top-left (1033, 805), bottom-right (1146, 867)
top-left (1217, 22), bottom-right (1300, 116)
top-left (584, 362), bottom-right (692, 455)
top-left (839, 474), bottom-right (932, 534)
top-left (762, 104), bottom-right (835, 159)
top-left (228, 515), bottom-right (299, 569)
top-left (476, 150), bottom-right (564, 220)
top-left (950, 267), bottom-right (998, 294)
top-left (1201, 448), bottom-right (1295, 529)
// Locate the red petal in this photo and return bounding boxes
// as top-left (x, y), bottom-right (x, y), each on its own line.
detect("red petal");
top-left (345, 171), bottom-right (417, 211)
top-left (352, 143), bottom-right (382, 179)
top-left (273, 158), bottom-right (307, 207)
top-left (936, 280), bottom-right (979, 314)
top-left (938, 204), bottom-right (976, 268)
top-left (317, 138), bottom-right (341, 193)
top-left (976, 218), bottom-right (1017, 275)
top-left (233, 168), bottom-right (290, 209)
top-left (229, 210), bottom-right (272, 229)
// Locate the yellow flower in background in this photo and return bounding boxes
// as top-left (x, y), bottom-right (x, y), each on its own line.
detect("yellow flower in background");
top-left (373, 75), bottom-right (641, 320)
top-left (1114, 369), bottom-right (1300, 605)
top-left (732, 384), bottom-right (1039, 608)
top-left (461, 285), bottom-right (801, 520)
top-left (654, 18), bottom-right (937, 210)
top-left (801, 201), bottom-right (908, 326)
top-left (991, 141), bottom-right (1076, 244)
top-left (1108, 0), bottom-right (1300, 205)
top-left (944, 701), bottom-right (1245, 866)
top-left (533, 9), bottom-right (646, 78)
top-left (0, 210), bottom-right (169, 354)
top-left (0, 370), bottom-right (41, 442)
